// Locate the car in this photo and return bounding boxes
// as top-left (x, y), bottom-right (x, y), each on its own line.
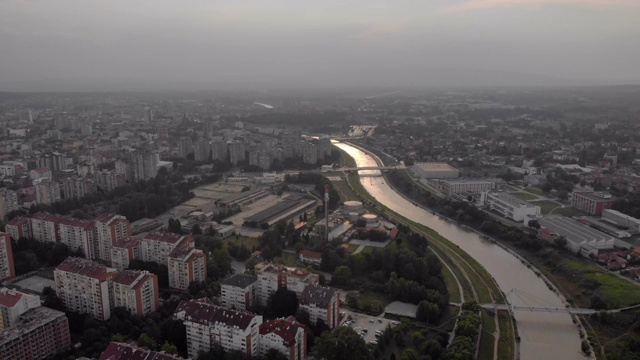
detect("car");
top-left (362, 329), bottom-right (368, 333)
top-left (378, 318), bottom-right (383, 323)
top-left (368, 319), bottom-right (374, 323)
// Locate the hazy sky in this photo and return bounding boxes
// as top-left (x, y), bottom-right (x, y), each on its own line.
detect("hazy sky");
top-left (1, 0), bottom-right (639, 90)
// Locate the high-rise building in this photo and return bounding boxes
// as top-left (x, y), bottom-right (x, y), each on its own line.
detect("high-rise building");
top-left (5, 217), bottom-right (30, 240)
top-left (259, 317), bottom-right (307, 360)
top-left (299, 286), bottom-right (340, 329)
top-left (228, 141), bottom-right (245, 165)
top-left (302, 142), bottom-right (317, 165)
top-left (0, 234), bottom-right (15, 282)
top-left (54, 257), bottom-right (117, 321)
top-left (210, 138), bottom-right (228, 161)
top-left (0, 188), bottom-right (19, 219)
top-left (140, 231), bottom-right (190, 264)
top-left (255, 263), bottom-right (320, 306)
top-left (57, 217), bottom-right (95, 259)
top-left (29, 212), bottom-right (61, 243)
top-left (94, 213), bottom-right (130, 264)
top-left (112, 270), bottom-right (159, 316)
top-left (174, 298), bottom-right (262, 359)
top-left (0, 288), bottom-right (40, 330)
top-left (130, 149), bottom-right (158, 181)
top-left (96, 169), bottom-right (125, 192)
top-left (220, 274), bottom-right (257, 311)
top-left (177, 136), bottom-right (194, 159)
top-left (110, 236), bottom-right (140, 271)
top-left (0, 305), bottom-right (70, 360)
top-left (167, 241), bottom-right (207, 291)
top-left (35, 179), bottom-right (61, 205)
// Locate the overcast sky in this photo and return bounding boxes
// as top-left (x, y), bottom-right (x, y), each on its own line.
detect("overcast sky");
top-left (1, 0), bottom-right (639, 90)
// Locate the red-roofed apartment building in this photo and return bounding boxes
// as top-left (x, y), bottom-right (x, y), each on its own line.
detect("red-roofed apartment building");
top-left (174, 298), bottom-right (262, 359)
top-left (5, 217), bottom-right (30, 240)
top-left (140, 231), bottom-right (191, 264)
top-left (0, 233), bottom-right (15, 282)
top-left (29, 212), bottom-right (62, 243)
top-left (112, 270), bottom-right (159, 316)
top-left (58, 216), bottom-right (96, 259)
top-left (54, 257), bottom-right (117, 321)
top-left (100, 341), bottom-right (184, 360)
top-left (94, 213), bottom-right (130, 264)
top-left (299, 286), bottom-right (340, 329)
top-left (0, 288), bottom-right (40, 330)
top-left (259, 317), bottom-right (307, 360)
top-left (298, 250), bottom-right (322, 266)
top-left (111, 236), bottom-right (140, 271)
top-left (167, 240), bottom-right (207, 291)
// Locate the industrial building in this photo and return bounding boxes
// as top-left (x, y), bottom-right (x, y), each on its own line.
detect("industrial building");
top-left (538, 217), bottom-right (615, 256)
top-left (602, 209), bottom-right (640, 234)
top-left (571, 192), bottom-right (613, 215)
top-left (412, 162), bottom-right (459, 179)
top-left (243, 195), bottom-right (316, 229)
top-left (481, 191), bottom-right (541, 223)
top-left (217, 188), bottom-right (270, 208)
top-left (439, 178), bottom-right (507, 197)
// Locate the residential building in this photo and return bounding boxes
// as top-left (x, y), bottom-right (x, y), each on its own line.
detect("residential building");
top-left (571, 192), bottom-right (613, 215)
top-left (58, 217), bottom-right (95, 259)
top-left (228, 141), bottom-right (245, 165)
top-left (481, 191), bottom-right (541, 223)
top-left (94, 213), bottom-right (130, 263)
top-left (0, 306), bottom-right (70, 360)
top-left (255, 263), bottom-right (320, 306)
top-left (299, 286), bottom-right (339, 329)
top-left (0, 188), bottom-right (19, 219)
top-left (0, 234), bottom-right (15, 282)
top-left (35, 179), bottom-right (61, 205)
top-left (29, 212), bottom-right (61, 243)
top-left (140, 231), bottom-right (190, 264)
top-left (54, 257), bottom-right (117, 321)
top-left (259, 317), bottom-right (306, 360)
top-left (0, 288), bottom-right (40, 330)
top-left (538, 217), bottom-right (616, 256)
top-left (298, 250), bottom-right (322, 267)
top-left (302, 142), bottom-right (317, 165)
top-left (174, 298), bottom-right (262, 359)
top-left (100, 342), bottom-right (184, 360)
top-left (602, 209), bottom-right (640, 233)
top-left (131, 149), bottom-right (158, 181)
top-left (95, 170), bottom-right (125, 192)
top-left (220, 274), bottom-right (257, 311)
top-left (167, 241), bottom-right (207, 291)
top-left (110, 236), bottom-right (140, 271)
top-left (5, 217), bottom-right (30, 240)
top-left (112, 270), bottom-right (159, 316)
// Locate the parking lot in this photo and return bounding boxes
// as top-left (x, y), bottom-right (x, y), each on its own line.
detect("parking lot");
top-left (341, 309), bottom-right (398, 345)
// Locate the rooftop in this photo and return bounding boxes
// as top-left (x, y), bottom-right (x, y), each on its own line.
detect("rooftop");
top-left (0, 288), bottom-right (29, 307)
top-left (112, 270), bottom-right (153, 287)
top-left (259, 318), bottom-right (304, 347)
top-left (113, 236), bottom-right (140, 249)
top-left (487, 192), bottom-right (537, 208)
top-left (299, 249), bottom-right (322, 259)
top-left (58, 216), bottom-right (94, 230)
top-left (299, 286), bottom-right (337, 308)
top-left (100, 342), bottom-right (184, 360)
top-left (539, 217), bottom-right (614, 245)
top-left (55, 257), bottom-right (116, 280)
top-left (413, 162), bottom-right (457, 171)
top-left (95, 213), bottom-right (127, 225)
top-left (174, 298), bottom-right (259, 330)
top-left (573, 191), bottom-right (613, 201)
top-left (221, 274), bottom-right (257, 288)
top-left (0, 306), bottom-right (67, 345)
top-left (143, 231), bottom-right (187, 245)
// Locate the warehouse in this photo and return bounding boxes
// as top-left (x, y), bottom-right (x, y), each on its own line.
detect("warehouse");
top-left (411, 162), bottom-right (459, 179)
top-left (538, 216), bottom-right (615, 256)
top-left (243, 194), bottom-right (316, 228)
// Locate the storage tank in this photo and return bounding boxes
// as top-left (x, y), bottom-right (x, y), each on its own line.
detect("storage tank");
top-left (349, 212), bottom-right (359, 223)
top-left (362, 214), bottom-right (379, 226)
top-left (343, 200), bottom-right (364, 214)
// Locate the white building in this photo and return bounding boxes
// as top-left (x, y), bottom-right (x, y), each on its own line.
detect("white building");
top-left (111, 270), bottom-right (159, 316)
top-left (0, 188), bottom-right (19, 219)
top-left (174, 298), bottom-right (262, 359)
top-left (482, 191), bottom-right (541, 223)
top-left (29, 212), bottom-right (61, 243)
top-left (0, 233), bottom-right (15, 281)
top-left (0, 288), bottom-right (40, 330)
top-left (57, 217), bottom-right (95, 259)
top-left (259, 317), bottom-right (306, 360)
top-left (538, 217), bottom-right (616, 256)
top-left (440, 178), bottom-right (506, 197)
top-left (54, 257), bottom-right (117, 321)
top-left (602, 209), bottom-right (640, 234)
top-left (94, 213), bottom-right (130, 264)
top-left (220, 274), bottom-right (257, 311)
top-left (110, 237), bottom-right (140, 271)
top-left (140, 232), bottom-right (190, 265)
top-left (255, 263), bottom-right (320, 306)
top-left (167, 242), bottom-right (207, 291)
top-left (299, 286), bottom-right (340, 329)
top-left (412, 162), bottom-right (459, 179)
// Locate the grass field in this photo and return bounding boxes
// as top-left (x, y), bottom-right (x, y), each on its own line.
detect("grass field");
top-left (534, 200), bottom-right (561, 214)
top-left (274, 252), bottom-right (298, 267)
top-left (223, 236), bottom-right (260, 249)
top-left (524, 186), bottom-right (546, 196)
top-left (563, 258), bottom-right (640, 308)
top-left (510, 192), bottom-right (538, 201)
top-left (478, 310), bottom-right (496, 360)
top-left (497, 310), bottom-right (515, 360)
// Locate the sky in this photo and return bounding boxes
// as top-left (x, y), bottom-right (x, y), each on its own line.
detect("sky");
top-left (1, 0), bottom-right (639, 91)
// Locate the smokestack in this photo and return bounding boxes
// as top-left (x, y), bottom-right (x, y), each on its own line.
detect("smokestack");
top-left (325, 184), bottom-right (330, 241)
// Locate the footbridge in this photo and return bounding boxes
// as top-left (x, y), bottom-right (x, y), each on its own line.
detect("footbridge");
top-left (479, 288), bottom-right (640, 315)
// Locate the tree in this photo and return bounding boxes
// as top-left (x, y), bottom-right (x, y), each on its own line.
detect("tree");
top-left (541, 182), bottom-right (553, 194)
top-left (554, 235), bottom-right (568, 251)
top-left (416, 300), bottom-right (440, 324)
top-left (161, 342), bottom-right (178, 355)
top-left (400, 348), bottom-right (419, 360)
top-left (332, 265), bottom-right (353, 286)
top-left (315, 327), bottom-right (372, 360)
top-left (168, 218), bottom-right (183, 234)
top-left (266, 288), bottom-right (299, 319)
top-left (192, 224), bottom-right (202, 235)
top-left (137, 332), bottom-right (155, 349)
top-left (527, 220), bottom-right (541, 230)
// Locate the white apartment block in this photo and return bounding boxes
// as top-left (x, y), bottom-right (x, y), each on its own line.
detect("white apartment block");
top-left (94, 213), bottom-right (130, 263)
top-left (54, 257), bottom-right (117, 321)
top-left (167, 242), bottom-right (207, 291)
top-left (0, 233), bottom-right (15, 281)
top-left (482, 191), bottom-right (541, 223)
top-left (5, 217), bottom-right (30, 240)
top-left (57, 217), bottom-right (95, 259)
top-left (259, 318), bottom-right (306, 360)
top-left (220, 274), bottom-right (257, 311)
top-left (111, 270), bottom-right (159, 316)
top-left (140, 232), bottom-right (190, 264)
top-left (35, 180), bottom-right (61, 205)
top-left (110, 237), bottom-right (140, 271)
top-left (29, 212), bottom-right (61, 243)
top-left (174, 298), bottom-right (262, 359)
top-left (299, 286), bottom-right (340, 329)
top-left (0, 288), bottom-right (40, 330)
top-left (255, 263), bottom-right (320, 306)
top-left (0, 188), bottom-right (19, 219)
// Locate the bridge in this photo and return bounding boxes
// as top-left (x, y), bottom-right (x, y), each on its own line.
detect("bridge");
top-left (326, 165), bottom-right (406, 172)
top-left (478, 288), bottom-right (640, 315)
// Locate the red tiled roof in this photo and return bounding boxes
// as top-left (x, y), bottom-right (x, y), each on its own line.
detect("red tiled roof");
top-left (7, 216), bottom-right (29, 226)
top-left (30, 211), bottom-right (63, 222)
top-left (100, 342), bottom-right (184, 360)
top-left (95, 213), bottom-right (126, 224)
top-left (174, 298), bottom-right (257, 330)
top-left (143, 231), bottom-right (187, 245)
top-left (389, 227), bottom-right (399, 239)
top-left (299, 249), bottom-right (322, 259)
top-left (112, 270), bottom-right (148, 287)
top-left (55, 257), bottom-right (115, 281)
top-left (259, 318), bottom-right (303, 347)
top-left (113, 236), bottom-right (140, 249)
top-left (58, 216), bottom-right (94, 230)
top-left (0, 288), bottom-right (25, 307)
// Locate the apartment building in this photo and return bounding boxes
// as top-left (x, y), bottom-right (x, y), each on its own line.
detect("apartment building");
top-left (29, 212), bottom-right (61, 243)
top-left (220, 274), bottom-right (257, 311)
top-left (57, 217), bottom-right (95, 259)
top-left (255, 263), bottom-right (320, 306)
top-left (0, 306), bottom-right (70, 360)
top-left (100, 342), bottom-right (184, 360)
top-left (0, 188), bottom-right (19, 219)
top-left (482, 191), bottom-right (541, 223)
top-left (259, 317), bottom-right (306, 360)
top-left (299, 286), bottom-right (339, 329)
top-left (0, 234), bottom-right (15, 282)
top-left (110, 236), bottom-right (140, 271)
top-left (112, 270), bottom-right (159, 316)
top-left (167, 241), bottom-right (207, 291)
top-left (174, 298), bottom-right (262, 359)
top-left (54, 257), bottom-right (117, 321)
top-left (571, 192), bottom-right (613, 215)
top-left (0, 288), bottom-right (40, 330)
top-left (94, 213), bottom-right (130, 263)
top-left (140, 231), bottom-right (190, 264)
top-left (5, 217), bottom-right (30, 240)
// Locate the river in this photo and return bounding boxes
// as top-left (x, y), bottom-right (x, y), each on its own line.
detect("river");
top-left (334, 142), bottom-right (587, 360)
